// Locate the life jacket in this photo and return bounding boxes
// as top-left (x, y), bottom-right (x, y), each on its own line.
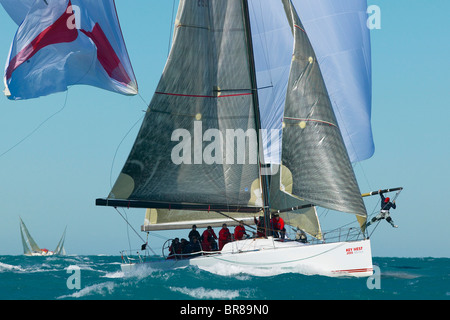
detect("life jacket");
top-left (219, 228), bottom-right (231, 241)
top-left (271, 217), bottom-right (285, 231)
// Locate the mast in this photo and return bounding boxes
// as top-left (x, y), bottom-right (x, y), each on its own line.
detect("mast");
top-left (242, 0), bottom-right (271, 236)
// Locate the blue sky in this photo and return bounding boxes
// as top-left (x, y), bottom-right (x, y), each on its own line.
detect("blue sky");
top-left (0, 0), bottom-right (449, 257)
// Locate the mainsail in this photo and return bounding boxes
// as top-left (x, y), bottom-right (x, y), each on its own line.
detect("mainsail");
top-left (98, 0), bottom-right (263, 213)
top-left (19, 218), bottom-right (40, 255)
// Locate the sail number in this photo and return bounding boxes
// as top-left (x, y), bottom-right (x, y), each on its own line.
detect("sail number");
top-left (197, 0), bottom-right (208, 7)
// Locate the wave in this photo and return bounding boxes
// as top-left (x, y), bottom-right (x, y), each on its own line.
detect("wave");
top-left (197, 262), bottom-right (329, 278)
top-left (102, 271), bottom-right (125, 279)
top-left (169, 286), bottom-right (241, 300)
top-left (0, 262), bottom-right (25, 272)
top-left (57, 282), bottom-right (116, 299)
top-left (0, 261), bottom-right (63, 273)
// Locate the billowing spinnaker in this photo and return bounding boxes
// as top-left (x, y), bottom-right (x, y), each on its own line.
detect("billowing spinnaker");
top-left (3, 0), bottom-right (137, 100)
top-left (0, 0), bottom-right (34, 25)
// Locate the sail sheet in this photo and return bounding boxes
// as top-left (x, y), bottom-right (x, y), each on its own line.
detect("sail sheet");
top-left (249, 0), bottom-right (373, 164)
top-left (104, 0), bottom-right (262, 211)
top-left (280, 0), bottom-right (366, 217)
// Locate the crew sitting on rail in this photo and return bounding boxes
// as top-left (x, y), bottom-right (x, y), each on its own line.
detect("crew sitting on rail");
top-left (187, 236), bottom-right (201, 256)
top-left (168, 238), bottom-right (181, 259)
top-left (201, 226), bottom-right (218, 252)
top-left (219, 223), bottom-right (232, 250)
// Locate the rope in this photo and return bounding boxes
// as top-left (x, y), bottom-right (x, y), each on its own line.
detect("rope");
top-left (109, 113), bottom-right (144, 188)
top-left (0, 90), bottom-right (69, 159)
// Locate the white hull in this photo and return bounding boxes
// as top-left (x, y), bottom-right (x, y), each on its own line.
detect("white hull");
top-left (25, 251), bottom-right (55, 256)
top-left (121, 238), bottom-right (373, 278)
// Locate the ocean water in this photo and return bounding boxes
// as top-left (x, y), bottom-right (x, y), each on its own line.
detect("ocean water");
top-left (0, 255), bottom-right (448, 301)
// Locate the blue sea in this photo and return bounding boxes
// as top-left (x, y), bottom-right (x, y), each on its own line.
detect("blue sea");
top-left (0, 255), bottom-right (448, 302)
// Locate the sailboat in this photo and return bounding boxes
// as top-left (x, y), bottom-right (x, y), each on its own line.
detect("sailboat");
top-left (20, 218), bottom-right (66, 256)
top-left (96, 0), bottom-right (384, 277)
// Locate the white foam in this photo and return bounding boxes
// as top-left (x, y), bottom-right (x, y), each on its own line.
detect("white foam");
top-left (169, 286), bottom-right (240, 300)
top-left (0, 262), bottom-right (25, 272)
top-left (102, 271), bottom-right (125, 279)
top-left (57, 282), bottom-right (116, 299)
top-left (198, 262), bottom-right (327, 278)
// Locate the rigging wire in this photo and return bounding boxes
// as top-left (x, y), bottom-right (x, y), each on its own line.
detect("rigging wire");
top-left (109, 113), bottom-right (145, 188)
top-left (109, 92), bottom-right (149, 188)
top-left (0, 90), bottom-right (69, 159)
top-left (107, 100), bottom-right (148, 254)
top-left (114, 207), bottom-right (157, 255)
top-left (167, 0), bottom-right (177, 56)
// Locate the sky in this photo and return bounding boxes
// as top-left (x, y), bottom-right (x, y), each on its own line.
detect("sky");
top-left (0, 0), bottom-right (449, 258)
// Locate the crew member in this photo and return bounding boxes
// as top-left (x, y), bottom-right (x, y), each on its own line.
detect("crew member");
top-left (234, 220), bottom-right (248, 240)
top-left (201, 226), bottom-right (217, 252)
top-left (366, 191), bottom-right (398, 228)
top-left (219, 223), bottom-right (232, 250)
top-left (271, 213), bottom-right (286, 239)
top-left (188, 225), bottom-right (201, 242)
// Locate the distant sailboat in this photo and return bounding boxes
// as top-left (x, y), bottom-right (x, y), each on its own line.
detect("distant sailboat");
top-left (19, 218), bottom-right (66, 256)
